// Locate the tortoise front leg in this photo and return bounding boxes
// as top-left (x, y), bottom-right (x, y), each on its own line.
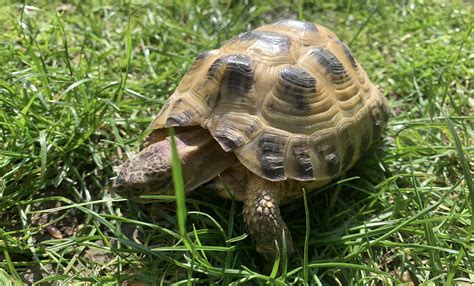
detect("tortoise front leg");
top-left (243, 174), bottom-right (294, 260)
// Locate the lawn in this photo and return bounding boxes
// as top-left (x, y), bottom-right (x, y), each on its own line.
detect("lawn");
top-left (0, 1), bottom-right (472, 285)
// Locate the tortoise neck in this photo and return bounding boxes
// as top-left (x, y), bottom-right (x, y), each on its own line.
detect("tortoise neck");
top-left (162, 126), bottom-right (236, 192)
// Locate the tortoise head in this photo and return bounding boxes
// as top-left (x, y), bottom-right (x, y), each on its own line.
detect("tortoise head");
top-left (113, 141), bottom-right (174, 200)
top-left (113, 127), bottom-right (236, 201)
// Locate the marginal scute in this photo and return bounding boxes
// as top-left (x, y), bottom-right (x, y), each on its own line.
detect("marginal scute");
top-left (213, 127), bottom-right (239, 151)
top-left (163, 98), bottom-right (201, 127)
top-left (313, 134), bottom-right (341, 178)
top-left (208, 114), bottom-right (263, 151)
top-left (286, 137), bottom-right (314, 181)
top-left (234, 129), bottom-right (290, 181)
top-left (339, 127), bottom-right (356, 167)
top-left (357, 113), bottom-right (374, 154)
top-left (258, 132), bottom-right (288, 180)
top-left (370, 101), bottom-right (390, 139)
top-left (325, 152), bottom-right (340, 174)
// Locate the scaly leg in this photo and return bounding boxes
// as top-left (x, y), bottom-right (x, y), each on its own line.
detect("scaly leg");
top-left (243, 174), bottom-right (294, 260)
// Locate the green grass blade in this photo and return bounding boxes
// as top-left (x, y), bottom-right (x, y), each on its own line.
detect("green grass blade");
top-left (38, 130), bottom-right (47, 183)
top-left (443, 109), bottom-right (473, 285)
top-left (168, 127), bottom-right (193, 252)
top-left (302, 188), bottom-right (310, 285)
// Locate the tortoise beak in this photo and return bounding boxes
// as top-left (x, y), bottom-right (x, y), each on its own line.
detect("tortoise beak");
top-left (113, 171), bottom-right (174, 201)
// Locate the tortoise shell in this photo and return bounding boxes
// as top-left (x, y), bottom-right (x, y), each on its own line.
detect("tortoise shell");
top-left (147, 19), bottom-right (389, 183)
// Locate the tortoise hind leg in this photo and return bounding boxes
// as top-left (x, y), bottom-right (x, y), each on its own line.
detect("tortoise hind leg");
top-left (243, 174), bottom-right (294, 260)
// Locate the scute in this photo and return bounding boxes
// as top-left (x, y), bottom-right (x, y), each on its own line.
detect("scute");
top-left (220, 55), bottom-right (255, 98)
top-left (147, 19), bottom-right (389, 183)
top-left (335, 40), bottom-right (358, 68)
top-left (338, 126), bottom-right (356, 167)
top-left (312, 132), bottom-right (342, 178)
top-left (273, 65), bottom-right (316, 112)
top-left (230, 30), bottom-right (291, 52)
top-left (224, 30), bottom-right (293, 64)
top-left (274, 19), bottom-right (318, 32)
top-left (235, 128), bottom-right (290, 181)
top-left (285, 136), bottom-right (314, 181)
top-left (309, 47), bottom-right (350, 85)
top-left (207, 113), bottom-right (263, 152)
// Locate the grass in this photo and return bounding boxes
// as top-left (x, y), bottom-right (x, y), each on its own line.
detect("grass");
top-left (0, 0), bottom-right (472, 285)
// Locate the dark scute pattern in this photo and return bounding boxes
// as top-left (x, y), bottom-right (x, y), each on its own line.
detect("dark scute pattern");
top-left (166, 112), bottom-right (193, 126)
top-left (292, 145), bottom-right (313, 179)
top-left (196, 51), bottom-right (211, 61)
top-left (278, 66), bottom-right (316, 110)
top-left (165, 117), bottom-right (181, 126)
top-left (275, 19), bottom-right (318, 32)
top-left (280, 66), bottom-right (316, 89)
top-left (235, 30), bottom-right (291, 52)
top-left (258, 134), bottom-right (286, 179)
top-left (336, 40), bottom-right (358, 68)
top-left (325, 152), bottom-right (340, 176)
top-left (214, 131), bottom-right (238, 151)
top-left (207, 55), bottom-right (255, 96)
top-left (224, 55), bottom-right (254, 95)
top-left (244, 123), bottom-right (257, 135)
top-left (214, 119), bottom-right (260, 151)
top-left (166, 100), bottom-right (194, 126)
top-left (317, 144), bottom-right (340, 176)
top-left (207, 57), bottom-right (226, 79)
top-left (214, 123), bottom-right (242, 151)
top-left (310, 47), bottom-right (348, 78)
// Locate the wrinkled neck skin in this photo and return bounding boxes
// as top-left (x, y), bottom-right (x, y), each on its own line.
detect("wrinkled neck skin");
top-left (114, 126), bottom-right (236, 201)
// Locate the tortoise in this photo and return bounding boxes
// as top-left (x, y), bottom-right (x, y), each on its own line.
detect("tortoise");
top-left (113, 19), bottom-right (389, 260)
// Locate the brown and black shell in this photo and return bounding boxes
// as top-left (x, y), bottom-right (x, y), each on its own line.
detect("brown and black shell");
top-left (148, 19), bottom-right (389, 182)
